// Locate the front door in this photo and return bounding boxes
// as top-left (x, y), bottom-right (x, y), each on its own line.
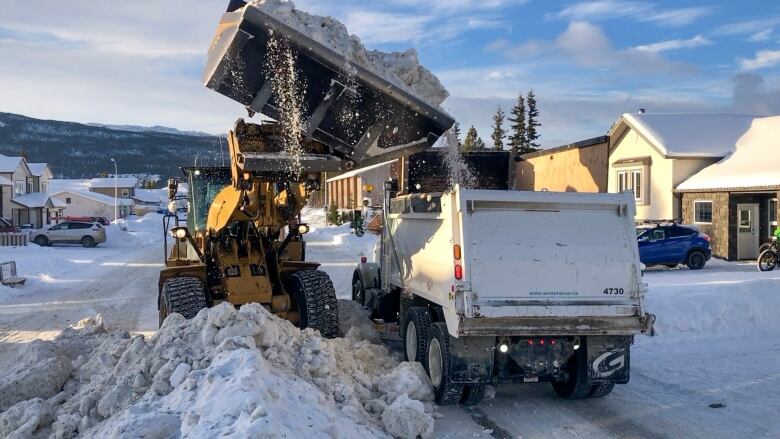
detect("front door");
top-left (737, 203), bottom-right (760, 259)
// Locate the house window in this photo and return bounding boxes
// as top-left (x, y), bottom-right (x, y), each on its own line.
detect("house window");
top-left (41, 182), bottom-right (47, 193)
top-left (26, 181), bottom-right (33, 194)
top-left (617, 169), bottom-right (644, 203)
top-left (738, 209), bottom-right (751, 231)
top-left (694, 201), bottom-right (713, 224)
top-left (770, 198), bottom-right (778, 236)
top-left (121, 189), bottom-right (130, 197)
top-left (66, 197), bottom-right (72, 204)
top-left (14, 180), bottom-right (24, 196)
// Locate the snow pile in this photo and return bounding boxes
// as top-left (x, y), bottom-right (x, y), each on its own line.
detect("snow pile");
top-left (249, 0), bottom-right (449, 108)
top-left (0, 302), bottom-right (435, 438)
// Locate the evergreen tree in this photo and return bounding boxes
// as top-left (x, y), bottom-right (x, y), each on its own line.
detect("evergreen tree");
top-left (526, 90), bottom-right (541, 151)
top-left (508, 94), bottom-right (527, 153)
top-left (452, 122), bottom-right (463, 147)
top-left (462, 126), bottom-right (478, 152)
top-left (491, 106), bottom-right (506, 151)
top-left (475, 136), bottom-right (486, 150)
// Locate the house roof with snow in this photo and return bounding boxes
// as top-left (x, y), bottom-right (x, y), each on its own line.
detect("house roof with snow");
top-left (89, 177), bottom-right (138, 189)
top-left (132, 189), bottom-right (167, 204)
top-left (27, 163), bottom-right (53, 178)
top-left (52, 189), bottom-right (134, 206)
top-left (609, 113), bottom-right (758, 158)
top-left (326, 160), bottom-right (395, 183)
top-left (49, 179), bottom-right (91, 193)
top-left (677, 115), bottom-right (780, 192)
top-left (0, 155), bottom-right (29, 174)
top-left (0, 176), bottom-right (11, 186)
top-left (10, 192), bottom-right (64, 209)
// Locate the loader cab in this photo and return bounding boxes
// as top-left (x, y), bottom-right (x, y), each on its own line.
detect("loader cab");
top-left (183, 167), bottom-right (232, 236)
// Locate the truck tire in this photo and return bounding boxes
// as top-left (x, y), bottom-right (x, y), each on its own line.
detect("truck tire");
top-left (686, 251), bottom-right (706, 270)
top-left (551, 346), bottom-right (592, 399)
top-left (159, 276), bottom-right (208, 327)
top-left (460, 384), bottom-right (488, 406)
top-left (403, 307), bottom-right (432, 364)
top-left (588, 382), bottom-right (615, 398)
top-left (351, 275), bottom-right (365, 307)
top-left (426, 322), bottom-right (464, 405)
top-left (289, 270), bottom-right (339, 338)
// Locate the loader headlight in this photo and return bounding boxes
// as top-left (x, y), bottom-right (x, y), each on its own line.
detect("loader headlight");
top-left (499, 343), bottom-right (509, 353)
top-left (168, 201), bottom-right (178, 214)
top-left (172, 227), bottom-right (189, 239)
top-left (297, 224), bottom-right (310, 235)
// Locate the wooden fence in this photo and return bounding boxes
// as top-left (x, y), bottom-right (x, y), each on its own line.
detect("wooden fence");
top-left (0, 233), bottom-right (28, 247)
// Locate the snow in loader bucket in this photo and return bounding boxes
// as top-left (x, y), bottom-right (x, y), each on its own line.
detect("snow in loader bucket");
top-left (203, 1), bottom-right (455, 168)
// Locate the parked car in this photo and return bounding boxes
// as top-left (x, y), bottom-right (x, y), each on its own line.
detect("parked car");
top-left (31, 221), bottom-right (107, 247)
top-left (0, 218), bottom-right (18, 233)
top-left (637, 224), bottom-right (711, 269)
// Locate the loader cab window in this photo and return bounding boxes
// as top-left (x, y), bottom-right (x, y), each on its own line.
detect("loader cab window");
top-left (187, 168), bottom-right (232, 233)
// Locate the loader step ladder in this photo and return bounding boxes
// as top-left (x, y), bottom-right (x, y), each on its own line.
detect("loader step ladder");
top-left (0, 261), bottom-right (26, 288)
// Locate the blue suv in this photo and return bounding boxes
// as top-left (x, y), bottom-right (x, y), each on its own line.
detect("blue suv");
top-left (637, 224), bottom-right (712, 270)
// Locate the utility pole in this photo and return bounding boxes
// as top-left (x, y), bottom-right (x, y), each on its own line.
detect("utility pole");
top-left (110, 158), bottom-right (118, 222)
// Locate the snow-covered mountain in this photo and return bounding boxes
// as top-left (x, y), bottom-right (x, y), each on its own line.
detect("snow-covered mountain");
top-left (0, 112), bottom-right (227, 179)
top-left (86, 123), bottom-right (213, 137)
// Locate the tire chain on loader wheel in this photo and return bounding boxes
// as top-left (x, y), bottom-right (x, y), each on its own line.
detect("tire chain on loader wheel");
top-left (403, 307), bottom-right (432, 365)
top-left (460, 383), bottom-right (488, 406)
top-left (159, 276), bottom-right (208, 327)
top-left (427, 322), bottom-right (464, 405)
top-left (290, 270), bottom-right (339, 338)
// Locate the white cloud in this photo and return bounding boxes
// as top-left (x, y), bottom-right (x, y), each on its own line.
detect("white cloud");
top-left (551, 1), bottom-right (711, 27)
top-left (634, 35), bottom-right (712, 53)
top-left (555, 21), bottom-right (613, 67)
top-left (739, 50), bottom-right (780, 71)
top-left (747, 29), bottom-right (773, 42)
top-left (714, 17), bottom-right (780, 36)
top-left (343, 11), bottom-right (432, 44)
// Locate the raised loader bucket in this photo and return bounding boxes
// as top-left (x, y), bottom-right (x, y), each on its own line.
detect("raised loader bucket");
top-left (203, 1), bottom-right (454, 169)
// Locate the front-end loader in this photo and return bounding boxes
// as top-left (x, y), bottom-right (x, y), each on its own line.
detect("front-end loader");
top-left (156, 0), bottom-right (453, 335)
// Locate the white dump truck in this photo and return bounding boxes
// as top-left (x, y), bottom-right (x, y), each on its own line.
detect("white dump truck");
top-left (353, 181), bottom-right (655, 405)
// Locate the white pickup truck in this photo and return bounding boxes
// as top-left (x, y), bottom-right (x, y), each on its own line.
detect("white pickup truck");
top-left (352, 182), bottom-right (655, 405)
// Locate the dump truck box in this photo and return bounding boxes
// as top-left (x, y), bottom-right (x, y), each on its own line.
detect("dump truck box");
top-left (204, 1), bottom-right (454, 169)
top-left (384, 188), bottom-right (653, 337)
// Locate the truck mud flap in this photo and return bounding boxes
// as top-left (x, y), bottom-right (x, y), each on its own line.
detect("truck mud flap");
top-left (448, 336), bottom-right (495, 384)
top-left (586, 336), bottom-right (631, 384)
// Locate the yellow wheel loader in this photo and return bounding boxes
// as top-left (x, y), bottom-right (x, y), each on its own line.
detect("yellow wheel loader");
top-left (156, 0), bottom-right (453, 334)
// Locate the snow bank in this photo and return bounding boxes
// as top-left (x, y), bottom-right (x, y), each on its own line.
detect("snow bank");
top-left (0, 302), bottom-right (434, 438)
top-left (249, 0), bottom-right (449, 108)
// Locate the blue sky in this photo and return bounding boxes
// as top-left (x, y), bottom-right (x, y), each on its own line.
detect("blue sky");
top-left (1, 0), bottom-right (780, 148)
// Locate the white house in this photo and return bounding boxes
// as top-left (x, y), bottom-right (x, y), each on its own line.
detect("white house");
top-left (0, 154), bottom-right (59, 227)
top-left (607, 113), bottom-right (757, 222)
top-left (51, 189), bottom-right (134, 221)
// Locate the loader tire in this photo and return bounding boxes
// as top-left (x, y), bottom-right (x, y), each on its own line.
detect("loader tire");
top-left (552, 344), bottom-right (592, 399)
top-left (427, 322), bottom-right (464, 405)
top-left (460, 384), bottom-right (488, 406)
top-left (588, 382), bottom-right (615, 398)
top-left (289, 270), bottom-right (339, 338)
top-left (159, 276), bottom-right (207, 327)
top-left (403, 307), bottom-right (432, 364)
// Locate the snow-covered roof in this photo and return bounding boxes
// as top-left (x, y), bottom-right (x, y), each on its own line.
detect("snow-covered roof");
top-left (0, 176), bottom-right (11, 186)
top-left (132, 189), bottom-right (167, 204)
top-left (52, 189), bottom-right (134, 206)
top-left (27, 163), bottom-right (52, 177)
top-left (613, 113), bottom-right (758, 158)
top-left (11, 192), bottom-right (61, 209)
top-left (326, 160), bottom-right (395, 182)
top-left (49, 179), bottom-right (91, 193)
top-left (0, 155), bottom-right (25, 173)
top-left (89, 177), bottom-right (138, 189)
top-left (677, 116), bottom-right (780, 192)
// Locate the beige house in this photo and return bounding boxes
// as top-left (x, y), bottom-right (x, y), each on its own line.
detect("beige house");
top-left (89, 177), bottom-right (138, 198)
top-left (607, 113), bottom-right (756, 222)
top-left (0, 155), bottom-right (58, 227)
top-left (326, 160), bottom-right (398, 209)
top-left (52, 189), bottom-right (133, 221)
top-left (514, 136), bottom-right (609, 193)
top-left (27, 163), bottom-right (54, 193)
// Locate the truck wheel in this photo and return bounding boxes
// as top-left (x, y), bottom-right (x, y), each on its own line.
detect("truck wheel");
top-left (81, 236), bottom-right (96, 248)
top-left (33, 235), bottom-right (48, 246)
top-left (159, 276), bottom-right (208, 327)
top-left (352, 275), bottom-right (365, 307)
top-left (551, 346), bottom-right (592, 399)
top-left (403, 307), bottom-right (431, 364)
top-left (588, 382), bottom-right (615, 398)
top-left (289, 270), bottom-right (339, 338)
top-left (757, 250), bottom-right (777, 272)
top-left (686, 251), bottom-right (706, 270)
top-left (460, 384), bottom-right (488, 406)
top-left (426, 322), bottom-right (464, 405)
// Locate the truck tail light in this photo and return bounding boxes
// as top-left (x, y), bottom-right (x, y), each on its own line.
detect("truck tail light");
top-left (360, 256), bottom-right (367, 263)
top-left (454, 263), bottom-right (463, 280)
top-left (453, 244), bottom-right (461, 260)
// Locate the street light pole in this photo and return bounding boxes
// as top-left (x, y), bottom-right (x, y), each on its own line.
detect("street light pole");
top-left (110, 158), bottom-right (118, 222)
